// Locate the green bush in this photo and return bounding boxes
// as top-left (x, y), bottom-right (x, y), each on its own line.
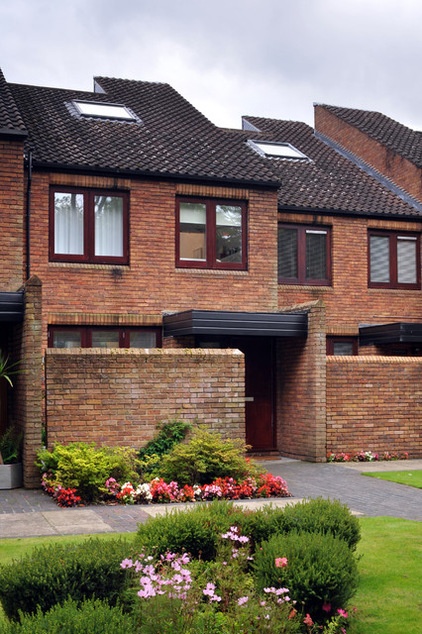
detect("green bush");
top-left (137, 419), bottom-right (192, 479)
top-left (279, 497), bottom-right (361, 551)
top-left (219, 498), bottom-right (360, 552)
top-left (36, 443), bottom-right (141, 502)
top-left (253, 530), bottom-right (359, 622)
top-left (3, 598), bottom-right (137, 633)
top-left (156, 426), bottom-right (262, 486)
top-left (0, 538), bottom-right (132, 621)
top-left (136, 500), bottom-right (246, 561)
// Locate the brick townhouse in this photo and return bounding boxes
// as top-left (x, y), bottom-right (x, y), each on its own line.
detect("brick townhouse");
top-left (0, 67), bottom-right (421, 486)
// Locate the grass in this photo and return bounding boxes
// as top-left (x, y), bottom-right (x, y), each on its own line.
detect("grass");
top-left (362, 469), bottom-right (422, 489)
top-left (0, 519), bottom-right (420, 633)
top-left (348, 517), bottom-right (422, 634)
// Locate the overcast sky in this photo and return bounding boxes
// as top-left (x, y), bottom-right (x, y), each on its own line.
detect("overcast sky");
top-left (1, 0), bottom-right (421, 131)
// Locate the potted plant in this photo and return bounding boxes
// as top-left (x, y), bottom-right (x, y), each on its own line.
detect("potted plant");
top-left (0, 352), bottom-right (23, 489)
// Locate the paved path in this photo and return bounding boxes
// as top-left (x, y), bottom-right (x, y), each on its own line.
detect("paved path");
top-left (0, 459), bottom-right (420, 538)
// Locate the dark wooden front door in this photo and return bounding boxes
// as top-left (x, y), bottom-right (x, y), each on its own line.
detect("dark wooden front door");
top-left (233, 337), bottom-right (275, 451)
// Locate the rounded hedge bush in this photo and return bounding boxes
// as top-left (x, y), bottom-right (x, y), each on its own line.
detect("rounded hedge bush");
top-left (253, 530), bottom-right (359, 622)
top-left (3, 598), bottom-right (137, 633)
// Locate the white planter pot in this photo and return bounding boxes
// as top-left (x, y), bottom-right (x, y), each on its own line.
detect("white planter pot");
top-left (0, 463), bottom-right (23, 489)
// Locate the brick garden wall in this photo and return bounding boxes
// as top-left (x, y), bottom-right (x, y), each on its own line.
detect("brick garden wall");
top-left (327, 356), bottom-right (422, 458)
top-left (45, 347), bottom-right (245, 450)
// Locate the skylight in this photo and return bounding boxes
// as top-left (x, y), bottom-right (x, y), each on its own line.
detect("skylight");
top-left (73, 100), bottom-right (135, 121)
top-left (249, 140), bottom-right (308, 160)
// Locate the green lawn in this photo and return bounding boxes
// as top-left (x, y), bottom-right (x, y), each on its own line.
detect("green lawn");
top-left (348, 517), bottom-right (422, 634)
top-left (362, 469), bottom-right (422, 489)
top-left (0, 519), bottom-right (420, 633)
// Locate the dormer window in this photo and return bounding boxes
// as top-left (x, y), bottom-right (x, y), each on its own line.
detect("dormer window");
top-left (249, 140), bottom-right (308, 160)
top-left (73, 100), bottom-right (136, 121)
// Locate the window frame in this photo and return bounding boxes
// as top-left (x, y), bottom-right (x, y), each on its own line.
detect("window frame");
top-left (326, 337), bottom-right (358, 356)
top-left (49, 187), bottom-right (129, 264)
top-left (278, 223), bottom-right (331, 285)
top-left (368, 229), bottom-right (420, 290)
top-left (176, 197), bottom-right (247, 270)
top-left (48, 326), bottom-right (162, 348)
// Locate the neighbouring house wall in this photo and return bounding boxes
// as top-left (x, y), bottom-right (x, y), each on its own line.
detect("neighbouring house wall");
top-left (277, 212), bottom-right (422, 334)
top-left (13, 276), bottom-right (44, 487)
top-left (276, 302), bottom-right (326, 462)
top-left (0, 138), bottom-right (25, 290)
top-left (327, 356), bottom-right (422, 458)
top-left (314, 105), bottom-right (422, 203)
top-left (45, 347), bottom-right (245, 451)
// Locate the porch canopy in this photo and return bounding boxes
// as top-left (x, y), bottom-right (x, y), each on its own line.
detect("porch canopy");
top-left (359, 322), bottom-right (422, 346)
top-left (0, 292), bottom-right (24, 322)
top-left (163, 309), bottom-right (308, 338)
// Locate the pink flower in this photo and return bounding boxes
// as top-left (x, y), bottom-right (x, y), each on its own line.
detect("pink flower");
top-left (322, 602), bottom-right (332, 613)
top-left (337, 608), bottom-right (349, 618)
top-left (275, 557), bottom-right (288, 568)
top-left (303, 613), bottom-right (314, 626)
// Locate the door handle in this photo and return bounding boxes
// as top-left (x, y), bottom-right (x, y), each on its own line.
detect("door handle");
top-left (245, 397), bottom-right (254, 402)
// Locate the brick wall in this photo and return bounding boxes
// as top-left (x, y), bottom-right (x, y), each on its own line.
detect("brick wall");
top-left (28, 173), bottom-right (278, 351)
top-left (277, 212), bottom-right (422, 334)
top-left (277, 302), bottom-right (326, 461)
top-left (314, 105), bottom-right (422, 203)
top-left (0, 139), bottom-right (25, 289)
top-left (327, 356), bottom-right (422, 457)
top-left (45, 347), bottom-right (245, 450)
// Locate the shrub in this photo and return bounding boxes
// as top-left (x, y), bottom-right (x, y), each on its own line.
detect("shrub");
top-left (278, 497), bottom-right (361, 551)
top-left (136, 500), bottom-right (246, 561)
top-left (253, 530), bottom-right (359, 622)
top-left (3, 598), bottom-right (137, 633)
top-left (156, 427), bottom-right (262, 486)
top-left (137, 419), bottom-right (192, 480)
top-left (36, 442), bottom-right (141, 503)
top-left (0, 538), bottom-right (132, 621)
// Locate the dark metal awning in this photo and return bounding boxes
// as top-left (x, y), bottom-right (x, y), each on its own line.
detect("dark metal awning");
top-left (163, 309), bottom-right (308, 338)
top-left (359, 322), bottom-right (422, 346)
top-left (0, 292), bottom-right (24, 322)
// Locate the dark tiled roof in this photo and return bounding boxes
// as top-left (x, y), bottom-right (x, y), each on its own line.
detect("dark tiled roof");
top-left (0, 69), bottom-right (27, 137)
top-left (8, 75), bottom-right (278, 186)
top-left (242, 116), bottom-right (422, 217)
top-left (318, 105), bottom-right (422, 168)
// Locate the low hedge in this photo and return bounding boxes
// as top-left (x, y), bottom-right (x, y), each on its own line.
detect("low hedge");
top-left (0, 538), bottom-right (132, 621)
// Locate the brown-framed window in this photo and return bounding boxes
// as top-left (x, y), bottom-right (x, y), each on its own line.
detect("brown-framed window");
top-left (176, 197), bottom-right (247, 269)
top-left (326, 336), bottom-right (358, 355)
top-left (278, 224), bottom-right (331, 285)
top-left (50, 188), bottom-right (129, 264)
top-left (368, 230), bottom-right (420, 289)
top-left (48, 326), bottom-right (161, 348)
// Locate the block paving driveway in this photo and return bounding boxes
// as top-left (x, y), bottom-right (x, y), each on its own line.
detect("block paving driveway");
top-left (0, 459), bottom-right (420, 538)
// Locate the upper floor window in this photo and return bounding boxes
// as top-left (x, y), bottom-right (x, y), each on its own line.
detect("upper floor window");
top-left (50, 188), bottom-right (129, 264)
top-left (48, 326), bottom-right (161, 348)
top-left (368, 230), bottom-right (420, 289)
top-left (176, 198), bottom-right (247, 270)
top-left (278, 224), bottom-right (331, 285)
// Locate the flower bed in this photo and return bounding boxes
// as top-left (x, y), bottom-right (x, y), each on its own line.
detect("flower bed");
top-left (327, 450), bottom-right (409, 463)
top-left (41, 472), bottom-right (291, 507)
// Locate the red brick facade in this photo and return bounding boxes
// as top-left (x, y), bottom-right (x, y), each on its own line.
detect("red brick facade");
top-left (278, 212), bottom-right (422, 336)
top-left (0, 139), bottom-right (25, 289)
